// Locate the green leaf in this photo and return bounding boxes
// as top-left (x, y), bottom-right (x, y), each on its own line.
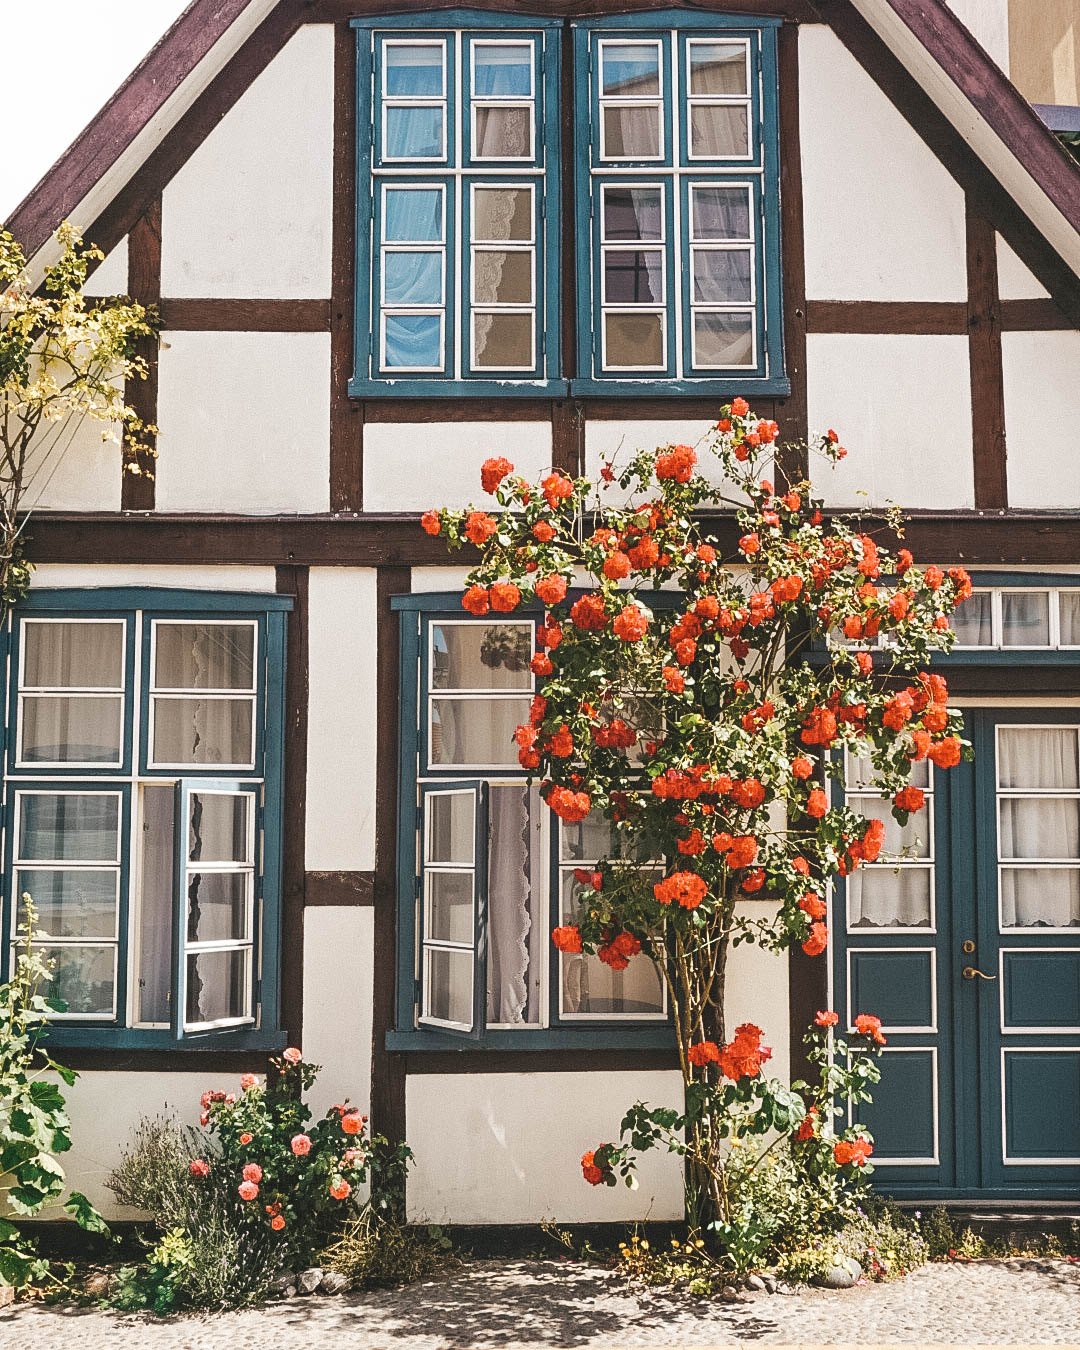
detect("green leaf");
top-left (64, 1191), bottom-right (109, 1235)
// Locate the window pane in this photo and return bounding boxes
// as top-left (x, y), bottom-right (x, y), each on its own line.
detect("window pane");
top-left (845, 752), bottom-right (930, 792)
top-left (186, 948), bottom-right (251, 1026)
top-left (187, 872), bottom-right (250, 943)
top-left (155, 623), bottom-right (255, 691)
top-left (384, 313), bottom-right (442, 370)
top-left (604, 250), bottom-right (664, 304)
top-left (1060, 593), bottom-right (1080, 646)
top-left (473, 187), bottom-right (531, 242)
top-left (601, 42), bottom-right (661, 96)
top-left (430, 697), bottom-right (531, 766)
top-left (951, 591), bottom-right (992, 645)
top-left (19, 793), bottom-right (119, 862)
top-left (23, 621), bottom-right (124, 689)
top-left (560, 875), bottom-right (664, 1014)
top-left (474, 313), bottom-right (533, 368)
top-left (847, 794), bottom-right (931, 857)
top-left (690, 103), bottom-right (748, 157)
top-left (385, 105), bottom-right (444, 159)
top-left (426, 871), bottom-right (474, 944)
top-left (153, 697), bottom-right (254, 766)
top-left (384, 252), bottom-right (442, 305)
top-left (1000, 798), bottom-right (1080, 860)
top-left (1001, 867), bottom-right (1080, 927)
top-left (693, 249), bottom-right (752, 303)
top-left (473, 43), bottom-right (531, 96)
top-left (847, 868), bottom-right (932, 928)
top-left (474, 105), bottom-right (532, 158)
top-left (384, 42), bottom-right (444, 96)
top-left (693, 311), bottom-right (753, 367)
top-left (689, 42), bottom-right (747, 95)
top-left (998, 727), bottom-right (1079, 789)
top-left (603, 187), bottom-right (663, 241)
top-left (37, 945), bottom-right (115, 1016)
top-left (473, 250), bottom-right (533, 304)
top-left (189, 793), bottom-right (251, 864)
top-left (424, 947), bottom-right (472, 1025)
top-left (431, 624), bottom-right (533, 690)
top-left (385, 188), bottom-right (443, 242)
top-left (487, 785), bottom-right (544, 1025)
top-left (605, 312), bottom-right (664, 367)
top-left (426, 792), bottom-right (475, 865)
top-left (560, 809), bottom-right (655, 862)
top-left (16, 870), bottom-right (118, 939)
top-left (20, 695), bottom-right (123, 764)
top-left (1001, 592), bottom-right (1050, 646)
top-left (602, 105), bottom-right (661, 158)
top-left (691, 186), bottom-right (750, 240)
top-left (136, 784), bottom-right (174, 1024)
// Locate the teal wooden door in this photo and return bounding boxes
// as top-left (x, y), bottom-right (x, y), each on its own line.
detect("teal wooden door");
top-left (833, 709), bottom-right (1080, 1200)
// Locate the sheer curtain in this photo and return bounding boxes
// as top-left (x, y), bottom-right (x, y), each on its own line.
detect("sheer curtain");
top-left (999, 727), bottom-right (1080, 927)
top-left (22, 621), bottom-right (124, 764)
top-left (486, 786), bottom-right (543, 1024)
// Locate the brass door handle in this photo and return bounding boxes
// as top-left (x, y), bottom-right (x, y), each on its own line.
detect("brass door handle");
top-left (962, 966), bottom-right (997, 981)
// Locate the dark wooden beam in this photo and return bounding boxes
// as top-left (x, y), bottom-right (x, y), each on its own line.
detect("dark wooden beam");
top-left (306, 870), bottom-right (375, 906)
top-left (330, 20), bottom-right (364, 512)
top-left (122, 199), bottom-right (161, 511)
top-left (807, 300), bottom-right (968, 335)
top-left (313, 0), bottom-right (817, 20)
top-left (776, 20), bottom-right (809, 490)
top-left (1000, 298), bottom-right (1076, 331)
top-left (966, 198), bottom-right (1009, 511)
top-left (160, 298), bottom-right (330, 331)
top-left (551, 399), bottom-right (584, 476)
top-left (275, 564), bottom-right (309, 1047)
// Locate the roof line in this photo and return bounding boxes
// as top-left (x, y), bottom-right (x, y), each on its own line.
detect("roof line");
top-left (3, 0), bottom-right (262, 257)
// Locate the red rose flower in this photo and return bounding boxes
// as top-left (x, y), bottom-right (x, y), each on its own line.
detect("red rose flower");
top-left (814, 1010), bottom-right (839, 1028)
top-left (190, 1159), bottom-right (210, 1179)
top-left (613, 605), bottom-right (648, 642)
top-left (481, 456), bottom-right (513, 494)
top-left (854, 1012), bottom-right (886, 1045)
top-left (806, 788), bottom-right (828, 818)
top-left (894, 785), bottom-right (925, 813)
top-left (802, 921), bottom-right (828, 956)
top-left (928, 736), bottom-right (961, 769)
top-left (570, 594), bottom-right (607, 630)
top-left (552, 925), bottom-right (583, 953)
top-left (535, 574), bottom-right (567, 606)
top-left (688, 1041), bottom-right (720, 1067)
top-left (421, 510), bottom-right (441, 536)
top-left (791, 757), bottom-right (813, 780)
top-left (464, 511), bottom-right (498, 546)
top-left (462, 585), bottom-right (490, 616)
top-left (489, 580), bottom-right (521, 613)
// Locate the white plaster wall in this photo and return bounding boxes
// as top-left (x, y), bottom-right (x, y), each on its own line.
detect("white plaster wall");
top-left (303, 907), bottom-right (375, 1122)
top-left (411, 565), bottom-right (475, 594)
top-left (726, 903), bottom-right (790, 1082)
top-left (156, 331), bottom-right (330, 513)
top-left (799, 26), bottom-right (967, 301)
top-left (1002, 330), bottom-right (1080, 508)
top-left (161, 25), bottom-right (334, 298)
top-left (806, 333), bottom-right (974, 508)
top-left (584, 419), bottom-right (753, 509)
top-left (82, 239), bottom-right (129, 297)
top-left (364, 422), bottom-right (552, 513)
top-left (406, 1071), bottom-right (685, 1224)
top-left (31, 564), bottom-right (278, 591)
top-left (23, 411), bottom-right (121, 512)
top-left (306, 568), bottom-right (377, 872)
top-left (996, 233), bottom-right (1051, 299)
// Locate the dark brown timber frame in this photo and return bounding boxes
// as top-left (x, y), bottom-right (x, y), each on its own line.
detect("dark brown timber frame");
top-left (122, 199), bottom-right (161, 510)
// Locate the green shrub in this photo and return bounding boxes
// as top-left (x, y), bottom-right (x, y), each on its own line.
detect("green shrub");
top-left (322, 1212), bottom-right (454, 1289)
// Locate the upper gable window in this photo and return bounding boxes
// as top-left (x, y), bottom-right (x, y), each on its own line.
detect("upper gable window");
top-left (351, 10), bottom-right (785, 398)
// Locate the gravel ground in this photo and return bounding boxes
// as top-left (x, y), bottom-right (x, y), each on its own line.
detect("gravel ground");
top-left (4, 1256), bottom-right (1079, 1348)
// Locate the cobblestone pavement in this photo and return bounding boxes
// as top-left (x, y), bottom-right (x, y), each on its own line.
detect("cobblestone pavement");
top-left (4, 1256), bottom-right (1079, 1348)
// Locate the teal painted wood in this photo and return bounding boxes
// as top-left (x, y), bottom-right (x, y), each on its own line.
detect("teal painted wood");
top-left (395, 609), bottom-right (422, 1032)
top-left (17, 589), bottom-right (293, 612)
top-left (259, 609), bottom-right (287, 1042)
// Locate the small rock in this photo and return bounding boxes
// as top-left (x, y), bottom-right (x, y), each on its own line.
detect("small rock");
top-left (775, 1281), bottom-right (796, 1295)
top-left (842, 1256), bottom-right (863, 1280)
top-left (762, 1274), bottom-right (777, 1294)
top-left (746, 1273), bottom-right (767, 1292)
top-left (319, 1270), bottom-right (350, 1295)
top-left (0, 1285), bottom-right (14, 1308)
top-left (823, 1264), bottom-right (856, 1289)
top-left (720, 1284), bottom-right (740, 1301)
top-left (82, 1272), bottom-right (111, 1299)
top-left (297, 1267), bottom-right (323, 1295)
top-left (271, 1270), bottom-right (297, 1294)
top-left (282, 1285), bottom-right (297, 1299)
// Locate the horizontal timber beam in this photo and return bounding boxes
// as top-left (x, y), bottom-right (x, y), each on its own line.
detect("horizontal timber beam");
top-left (807, 299), bottom-right (1074, 334)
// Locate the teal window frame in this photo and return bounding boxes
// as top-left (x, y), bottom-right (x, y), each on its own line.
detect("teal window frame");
top-left (388, 592), bottom-right (676, 1052)
top-left (350, 10), bottom-right (565, 398)
top-left (1, 589), bottom-right (291, 1051)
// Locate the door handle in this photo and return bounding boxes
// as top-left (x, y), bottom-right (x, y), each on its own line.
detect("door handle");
top-left (962, 966), bottom-right (997, 981)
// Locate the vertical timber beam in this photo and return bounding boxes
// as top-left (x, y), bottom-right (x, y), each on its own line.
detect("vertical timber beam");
top-left (331, 20), bottom-right (364, 513)
top-left (276, 564), bottom-right (310, 1046)
top-left (122, 198), bottom-right (161, 510)
top-left (966, 198), bottom-right (1009, 510)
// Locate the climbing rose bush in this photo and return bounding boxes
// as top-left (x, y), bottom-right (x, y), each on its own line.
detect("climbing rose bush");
top-left (421, 403), bottom-right (971, 1239)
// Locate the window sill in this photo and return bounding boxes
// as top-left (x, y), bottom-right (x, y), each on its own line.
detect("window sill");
top-left (40, 1026), bottom-right (288, 1052)
top-left (386, 1026), bottom-right (676, 1052)
top-left (350, 378), bottom-right (570, 399)
top-left (568, 376), bottom-right (792, 398)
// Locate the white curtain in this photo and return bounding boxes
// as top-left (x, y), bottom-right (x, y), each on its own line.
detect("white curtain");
top-left (847, 866), bottom-right (933, 928)
top-left (998, 727), bottom-right (1080, 927)
top-left (486, 786), bottom-right (543, 1024)
top-left (22, 621), bottom-right (124, 763)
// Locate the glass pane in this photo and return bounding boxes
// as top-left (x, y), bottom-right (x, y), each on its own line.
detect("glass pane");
top-left (37, 945), bottom-right (115, 1016)
top-left (560, 876), bottom-right (664, 1014)
top-left (186, 871), bottom-right (250, 943)
top-left (189, 793), bottom-right (251, 863)
top-left (473, 187), bottom-right (531, 242)
top-left (692, 186), bottom-right (751, 240)
top-left (604, 250), bottom-right (664, 304)
top-left (848, 794), bottom-right (931, 858)
top-left (1000, 797), bottom-right (1080, 860)
top-left (602, 105), bottom-right (661, 158)
top-left (384, 313), bottom-right (442, 370)
top-left (384, 251), bottom-right (442, 305)
top-left (998, 727), bottom-right (1079, 789)
top-left (605, 311), bottom-right (664, 367)
top-left (1001, 867), bottom-right (1080, 927)
top-left (20, 695), bottom-right (123, 764)
top-left (693, 249), bottom-right (752, 303)
top-left (1001, 592), bottom-right (1050, 647)
top-left (384, 42), bottom-right (444, 97)
top-left (154, 623), bottom-right (255, 691)
top-left (430, 697), bottom-right (531, 766)
top-left (693, 311), bottom-right (754, 367)
top-left (560, 809), bottom-right (655, 863)
top-left (601, 42), bottom-right (661, 96)
top-left (847, 867), bottom-right (932, 928)
top-left (431, 623), bottom-right (533, 690)
top-left (1060, 593), bottom-right (1080, 646)
top-left (426, 792), bottom-right (475, 865)
top-left (487, 785), bottom-right (543, 1025)
top-left (424, 947), bottom-right (473, 1026)
top-left (603, 187), bottom-right (662, 241)
top-left (186, 948), bottom-right (251, 1026)
top-left (474, 105), bottom-right (532, 158)
top-left (16, 870), bottom-right (118, 939)
top-left (474, 313), bottom-right (533, 368)
top-left (136, 784), bottom-right (174, 1024)
top-left (152, 697), bottom-right (254, 766)
top-left (473, 250), bottom-right (533, 304)
top-left (846, 753), bottom-right (930, 792)
top-left (19, 793), bottom-right (119, 862)
top-left (385, 105), bottom-right (444, 159)
top-left (385, 188), bottom-right (443, 242)
top-left (951, 591), bottom-right (993, 645)
top-left (23, 621), bottom-right (123, 689)
top-left (473, 43), bottom-right (531, 96)
top-left (426, 871), bottom-right (474, 944)
top-left (690, 103), bottom-right (749, 157)
top-left (689, 42), bottom-right (747, 95)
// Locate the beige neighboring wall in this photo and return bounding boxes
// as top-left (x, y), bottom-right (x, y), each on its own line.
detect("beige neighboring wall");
top-left (1009, 0), bottom-right (1080, 105)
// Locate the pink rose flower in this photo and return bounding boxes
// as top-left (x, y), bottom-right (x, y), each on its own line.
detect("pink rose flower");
top-left (189, 1159), bottom-right (210, 1179)
top-left (291, 1133), bottom-right (311, 1156)
top-left (238, 1180), bottom-right (259, 1201)
top-left (282, 1047), bottom-right (302, 1065)
top-left (240, 1073), bottom-right (257, 1091)
top-left (242, 1163), bottom-right (263, 1184)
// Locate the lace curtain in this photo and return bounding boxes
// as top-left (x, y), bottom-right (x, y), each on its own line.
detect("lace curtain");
top-left (999, 727), bottom-right (1080, 927)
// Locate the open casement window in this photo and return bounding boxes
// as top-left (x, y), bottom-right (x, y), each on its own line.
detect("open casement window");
top-left (418, 781), bottom-right (488, 1037)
